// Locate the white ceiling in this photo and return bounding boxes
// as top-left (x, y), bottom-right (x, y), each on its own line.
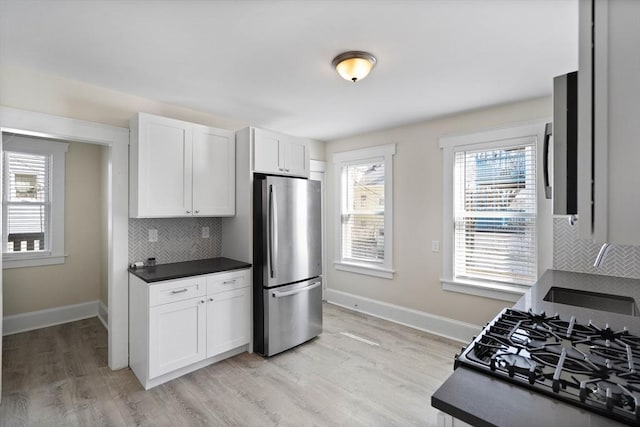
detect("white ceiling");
top-left (0, 0), bottom-right (578, 141)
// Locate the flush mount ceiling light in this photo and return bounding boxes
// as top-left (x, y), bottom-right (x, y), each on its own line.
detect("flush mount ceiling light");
top-left (332, 51), bottom-right (377, 82)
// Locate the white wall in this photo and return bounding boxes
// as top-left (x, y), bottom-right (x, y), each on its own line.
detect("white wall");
top-left (325, 96), bottom-right (552, 326)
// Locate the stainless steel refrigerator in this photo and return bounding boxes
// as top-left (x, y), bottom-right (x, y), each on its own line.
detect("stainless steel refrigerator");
top-left (253, 175), bottom-right (322, 356)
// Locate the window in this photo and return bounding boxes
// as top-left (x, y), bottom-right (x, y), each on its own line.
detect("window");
top-left (333, 144), bottom-right (395, 279)
top-left (2, 135), bottom-right (68, 268)
top-left (454, 144), bottom-right (536, 284)
top-left (440, 121), bottom-right (551, 302)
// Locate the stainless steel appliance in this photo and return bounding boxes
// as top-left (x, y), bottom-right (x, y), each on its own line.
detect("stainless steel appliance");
top-left (455, 308), bottom-right (640, 424)
top-left (546, 71), bottom-right (578, 215)
top-left (253, 175), bottom-right (322, 356)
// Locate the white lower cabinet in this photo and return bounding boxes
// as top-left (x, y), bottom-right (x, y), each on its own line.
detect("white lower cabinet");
top-left (206, 287), bottom-right (250, 357)
top-left (149, 296), bottom-right (207, 378)
top-left (436, 412), bottom-right (473, 427)
top-left (129, 268), bottom-right (251, 390)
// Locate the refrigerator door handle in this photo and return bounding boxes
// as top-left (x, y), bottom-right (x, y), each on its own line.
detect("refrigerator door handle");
top-left (269, 184), bottom-right (278, 278)
top-left (271, 281), bottom-right (322, 298)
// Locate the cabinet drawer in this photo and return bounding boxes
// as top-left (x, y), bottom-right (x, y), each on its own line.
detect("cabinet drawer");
top-left (207, 269), bottom-right (250, 294)
top-left (149, 277), bottom-right (206, 307)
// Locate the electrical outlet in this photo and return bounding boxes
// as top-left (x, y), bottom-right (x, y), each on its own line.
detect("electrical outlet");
top-left (148, 229), bottom-right (158, 242)
top-left (202, 226), bottom-right (210, 238)
top-left (431, 240), bottom-right (440, 252)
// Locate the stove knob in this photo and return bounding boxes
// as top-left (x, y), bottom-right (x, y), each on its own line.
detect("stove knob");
top-left (528, 371), bottom-right (536, 385)
top-left (552, 379), bottom-right (560, 393)
top-left (579, 388), bottom-right (588, 402)
top-left (490, 358), bottom-right (496, 371)
top-left (606, 396), bottom-right (615, 411)
top-left (508, 365), bottom-right (515, 378)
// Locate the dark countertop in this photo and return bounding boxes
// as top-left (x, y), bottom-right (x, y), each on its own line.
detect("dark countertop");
top-left (128, 257), bottom-right (251, 283)
top-left (431, 269), bottom-right (640, 427)
top-left (432, 367), bottom-right (620, 427)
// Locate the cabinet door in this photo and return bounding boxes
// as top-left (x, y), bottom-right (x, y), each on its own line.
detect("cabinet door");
top-left (134, 114), bottom-right (192, 217)
top-left (253, 128), bottom-right (283, 174)
top-left (577, 0), bottom-right (640, 245)
top-left (282, 136), bottom-right (310, 178)
top-left (149, 297), bottom-right (206, 378)
top-left (193, 126), bottom-right (236, 216)
top-left (206, 287), bottom-right (250, 357)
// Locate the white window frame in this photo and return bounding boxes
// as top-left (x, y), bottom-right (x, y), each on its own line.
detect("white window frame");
top-left (2, 135), bottom-right (68, 268)
top-left (333, 144), bottom-right (395, 279)
top-left (440, 121), bottom-right (551, 302)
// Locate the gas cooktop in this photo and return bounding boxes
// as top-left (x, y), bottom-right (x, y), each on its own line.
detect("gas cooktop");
top-left (456, 308), bottom-right (640, 425)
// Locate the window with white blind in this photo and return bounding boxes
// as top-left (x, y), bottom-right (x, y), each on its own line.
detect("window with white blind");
top-left (454, 143), bottom-right (537, 285)
top-left (440, 121), bottom-right (552, 302)
top-left (2, 135), bottom-right (68, 268)
top-left (333, 144), bottom-right (395, 279)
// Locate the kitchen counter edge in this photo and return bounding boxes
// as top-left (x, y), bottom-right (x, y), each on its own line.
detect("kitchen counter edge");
top-left (128, 257), bottom-right (252, 283)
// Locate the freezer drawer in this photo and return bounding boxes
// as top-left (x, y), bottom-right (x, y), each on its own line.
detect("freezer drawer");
top-left (262, 278), bottom-right (322, 356)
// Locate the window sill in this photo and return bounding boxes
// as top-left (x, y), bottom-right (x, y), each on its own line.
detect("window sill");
top-left (334, 261), bottom-right (394, 279)
top-left (3, 253), bottom-right (67, 269)
top-left (440, 278), bottom-right (530, 303)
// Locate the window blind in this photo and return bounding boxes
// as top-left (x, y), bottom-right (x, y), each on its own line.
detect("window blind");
top-left (341, 160), bottom-right (385, 263)
top-left (3, 151), bottom-right (50, 252)
top-left (453, 143), bottom-right (536, 285)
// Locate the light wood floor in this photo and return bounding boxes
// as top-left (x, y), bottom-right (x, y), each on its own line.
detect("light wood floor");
top-left (1, 303), bottom-right (460, 426)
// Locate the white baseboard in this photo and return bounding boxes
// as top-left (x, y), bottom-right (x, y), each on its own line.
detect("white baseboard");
top-left (98, 300), bottom-right (109, 330)
top-left (3, 300), bottom-right (100, 336)
top-left (325, 289), bottom-right (480, 343)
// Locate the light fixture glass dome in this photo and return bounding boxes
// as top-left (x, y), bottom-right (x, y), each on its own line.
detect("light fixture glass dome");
top-left (332, 51), bottom-right (377, 82)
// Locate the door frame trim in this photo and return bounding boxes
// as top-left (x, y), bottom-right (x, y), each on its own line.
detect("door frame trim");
top-left (310, 160), bottom-right (326, 299)
top-left (0, 106), bottom-right (130, 370)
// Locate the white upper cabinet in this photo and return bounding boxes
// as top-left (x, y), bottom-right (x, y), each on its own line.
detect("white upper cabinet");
top-left (192, 125), bottom-right (236, 216)
top-left (282, 134), bottom-right (309, 177)
top-left (130, 113), bottom-right (235, 218)
top-left (252, 127), bottom-right (309, 177)
top-left (578, 0), bottom-right (640, 245)
top-left (130, 114), bottom-right (191, 217)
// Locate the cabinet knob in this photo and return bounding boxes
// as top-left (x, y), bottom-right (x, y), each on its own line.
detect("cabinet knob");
top-left (194, 210), bottom-right (200, 214)
top-left (209, 298), bottom-right (214, 302)
top-left (200, 300), bottom-right (205, 304)
top-left (279, 167), bottom-right (284, 171)
top-left (186, 210), bottom-right (192, 214)
top-left (285, 168), bottom-right (290, 172)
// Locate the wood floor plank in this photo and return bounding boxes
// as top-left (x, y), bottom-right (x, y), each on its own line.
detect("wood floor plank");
top-left (1, 303), bottom-right (460, 426)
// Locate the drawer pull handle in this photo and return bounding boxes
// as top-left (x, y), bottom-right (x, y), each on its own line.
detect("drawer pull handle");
top-left (171, 288), bottom-right (188, 294)
top-left (223, 279), bottom-right (237, 285)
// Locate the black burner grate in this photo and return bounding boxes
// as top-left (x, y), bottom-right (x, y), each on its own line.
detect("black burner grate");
top-left (455, 308), bottom-right (640, 425)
